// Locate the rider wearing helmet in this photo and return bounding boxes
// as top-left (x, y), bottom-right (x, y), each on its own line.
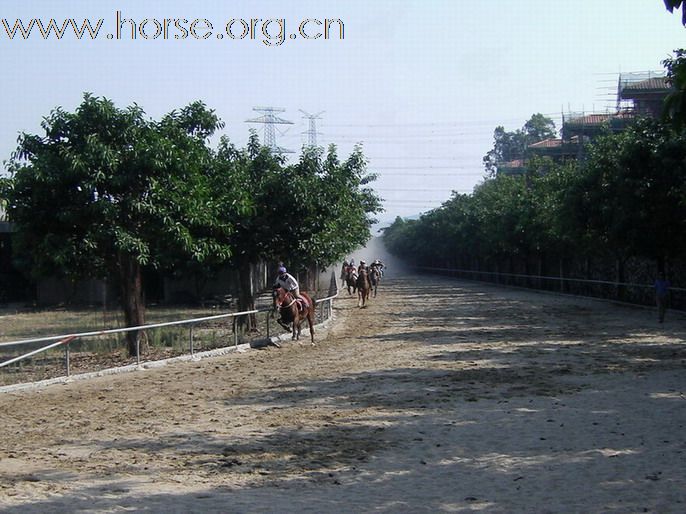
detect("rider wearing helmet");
top-left (358, 260), bottom-right (368, 274)
top-left (371, 258), bottom-right (385, 276)
top-left (341, 260), bottom-right (349, 280)
top-left (274, 266), bottom-right (307, 308)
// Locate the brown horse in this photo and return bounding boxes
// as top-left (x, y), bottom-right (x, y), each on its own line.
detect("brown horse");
top-left (345, 266), bottom-right (358, 295)
top-left (356, 268), bottom-right (371, 308)
top-left (273, 287), bottom-right (315, 345)
top-left (369, 267), bottom-right (380, 297)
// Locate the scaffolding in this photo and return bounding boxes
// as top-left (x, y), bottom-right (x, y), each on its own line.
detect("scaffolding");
top-left (616, 70), bottom-right (668, 113)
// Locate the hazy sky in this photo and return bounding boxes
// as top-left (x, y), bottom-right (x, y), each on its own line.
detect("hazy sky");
top-left (1, 0), bottom-right (684, 227)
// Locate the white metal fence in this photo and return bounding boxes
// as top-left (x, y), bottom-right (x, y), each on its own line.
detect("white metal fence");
top-left (0, 291), bottom-right (337, 387)
top-left (413, 266), bottom-right (685, 306)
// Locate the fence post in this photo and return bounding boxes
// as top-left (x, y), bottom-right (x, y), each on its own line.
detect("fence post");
top-left (64, 344), bottom-right (70, 377)
top-left (233, 316), bottom-right (238, 348)
top-left (189, 325), bottom-right (194, 356)
top-left (266, 311), bottom-right (270, 338)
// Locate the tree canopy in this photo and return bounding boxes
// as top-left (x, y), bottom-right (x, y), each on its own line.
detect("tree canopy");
top-left (664, 0), bottom-right (686, 25)
top-left (482, 113), bottom-right (556, 175)
top-left (1, 94), bottom-right (382, 352)
top-left (1, 95), bottom-right (245, 353)
top-left (385, 117), bottom-right (686, 274)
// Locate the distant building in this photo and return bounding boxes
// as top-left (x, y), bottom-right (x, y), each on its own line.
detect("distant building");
top-left (498, 70), bottom-right (673, 176)
top-left (528, 136), bottom-right (581, 162)
top-left (497, 159), bottom-right (526, 176)
top-left (561, 111), bottom-right (636, 141)
top-left (617, 73), bottom-right (672, 117)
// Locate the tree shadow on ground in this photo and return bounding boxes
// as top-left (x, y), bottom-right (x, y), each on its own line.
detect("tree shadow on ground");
top-left (3, 275), bottom-right (686, 513)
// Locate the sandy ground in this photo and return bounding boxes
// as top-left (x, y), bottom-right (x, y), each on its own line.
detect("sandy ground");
top-left (0, 274), bottom-right (685, 513)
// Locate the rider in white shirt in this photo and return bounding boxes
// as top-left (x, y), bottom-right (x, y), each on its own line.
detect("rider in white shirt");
top-left (274, 266), bottom-right (307, 308)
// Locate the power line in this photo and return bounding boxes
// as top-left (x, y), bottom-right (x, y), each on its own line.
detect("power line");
top-left (370, 155), bottom-right (486, 161)
top-left (377, 172), bottom-right (484, 177)
top-left (321, 113), bottom-right (567, 128)
top-left (373, 165), bottom-right (480, 169)
top-left (375, 188), bottom-right (473, 193)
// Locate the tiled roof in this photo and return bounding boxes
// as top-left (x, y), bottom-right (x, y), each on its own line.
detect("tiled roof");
top-left (622, 77), bottom-right (670, 92)
top-left (500, 159), bottom-right (525, 168)
top-left (565, 112), bottom-right (633, 126)
top-left (529, 138), bottom-right (562, 149)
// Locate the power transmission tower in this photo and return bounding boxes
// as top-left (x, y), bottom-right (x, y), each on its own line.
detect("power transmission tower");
top-left (299, 110), bottom-right (325, 149)
top-left (245, 106), bottom-right (294, 154)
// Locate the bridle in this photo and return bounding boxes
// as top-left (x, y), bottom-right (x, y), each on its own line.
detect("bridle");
top-left (275, 288), bottom-right (296, 310)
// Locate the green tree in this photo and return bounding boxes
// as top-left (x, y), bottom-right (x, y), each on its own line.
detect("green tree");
top-left (562, 118), bottom-right (686, 269)
top-left (483, 113), bottom-right (556, 175)
top-left (214, 134), bottom-right (382, 330)
top-left (661, 2), bottom-right (686, 129)
top-left (663, 50), bottom-right (686, 130)
top-left (664, 0), bottom-right (686, 24)
top-left (290, 144), bottom-right (382, 272)
top-left (1, 95), bottom-right (243, 355)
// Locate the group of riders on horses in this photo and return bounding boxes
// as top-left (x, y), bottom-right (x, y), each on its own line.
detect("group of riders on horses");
top-left (272, 257), bottom-right (386, 309)
top-left (340, 258), bottom-right (385, 283)
top-left (271, 257), bottom-right (387, 342)
top-left (340, 258), bottom-right (385, 305)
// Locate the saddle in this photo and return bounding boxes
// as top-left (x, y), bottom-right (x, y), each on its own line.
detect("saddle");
top-left (296, 297), bottom-right (308, 311)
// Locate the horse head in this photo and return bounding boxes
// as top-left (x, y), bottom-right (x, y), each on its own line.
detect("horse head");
top-left (273, 286), bottom-right (291, 307)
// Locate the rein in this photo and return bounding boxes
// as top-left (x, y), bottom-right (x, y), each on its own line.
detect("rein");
top-left (276, 292), bottom-right (297, 310)
top-left (280, 297), bottom-right (297, 309)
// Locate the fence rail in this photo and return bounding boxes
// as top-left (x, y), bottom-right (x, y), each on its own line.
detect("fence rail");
top-left (0, 291), bottom-right (338, 387)
top-left (413, 266), bottom-right (684, 307)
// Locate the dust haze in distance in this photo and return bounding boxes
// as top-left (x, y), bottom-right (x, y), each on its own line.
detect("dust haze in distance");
top-left (343, 236), bottom-right (408, 279)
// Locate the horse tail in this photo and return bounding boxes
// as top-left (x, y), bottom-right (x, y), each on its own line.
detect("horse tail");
top-left (301, 292), bottom-right (315, 344)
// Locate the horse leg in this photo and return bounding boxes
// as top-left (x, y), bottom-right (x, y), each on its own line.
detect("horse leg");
top-left (307, 309), bottom-right (315, 346)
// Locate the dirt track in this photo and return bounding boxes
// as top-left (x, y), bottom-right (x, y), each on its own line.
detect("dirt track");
top-left (1, 275), bottom-right (685, 513)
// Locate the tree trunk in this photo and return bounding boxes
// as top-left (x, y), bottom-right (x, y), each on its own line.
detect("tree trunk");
top-left (559, 257), bottom-right (566, 293)
top-left (306, 263), bottom-right (318, 292)
top-left (616, 257), bottom-right (626, 302)
top-left (118, 253), bottom-right (145, 357)
top-left (237, 261), bottom-right (257, 333)
top-left (524, 252), bottom-right (531, 289)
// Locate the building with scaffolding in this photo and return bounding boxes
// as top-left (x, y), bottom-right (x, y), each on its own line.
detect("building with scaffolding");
top-left (560, 71), bottom-right (671, 143)
top-left (498, 70), bottom-right (673, 176)
top-left (616, 71), bottom-right (672, 117)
